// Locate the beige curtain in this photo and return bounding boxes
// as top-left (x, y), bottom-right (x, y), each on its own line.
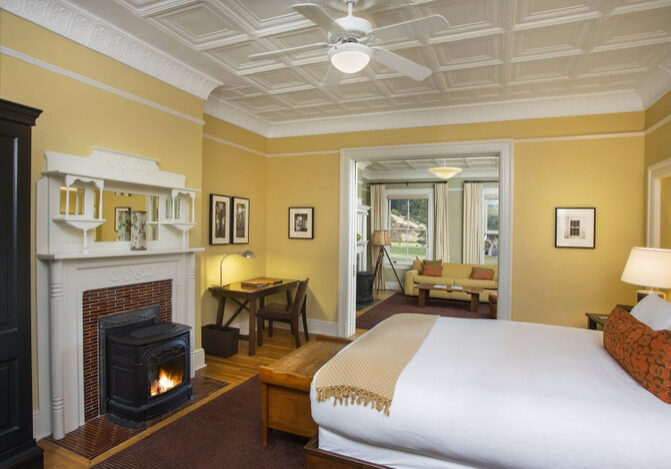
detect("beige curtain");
top-left (434, 183), bottom-right (450, 262)
top-left (463, 182), bottom-right (484, 264)
top-left (370, 184), bottom-right (386, 287)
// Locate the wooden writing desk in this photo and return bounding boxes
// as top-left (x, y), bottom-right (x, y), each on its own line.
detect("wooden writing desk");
top-left (209, 278), bottom-right (298, 356)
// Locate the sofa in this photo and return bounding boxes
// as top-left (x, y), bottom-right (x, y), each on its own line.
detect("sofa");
top-left (405, 261), bottom-right (498, 303)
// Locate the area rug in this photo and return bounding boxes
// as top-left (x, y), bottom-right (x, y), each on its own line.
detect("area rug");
top-left (357, 292), bottom-right (491, 330)
top-left (92, 376), bottom-right (308, 469)
top-left (55, 376), bottom-right (228, 459)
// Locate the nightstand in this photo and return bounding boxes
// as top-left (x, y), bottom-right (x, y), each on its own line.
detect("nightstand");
top-left (586, 304), bottom-right (633, 330)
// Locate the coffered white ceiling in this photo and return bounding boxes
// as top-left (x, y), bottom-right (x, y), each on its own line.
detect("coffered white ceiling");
top-left (3, 0), bottom-right (671, 137)
top-left (362, 156), bottom-right (499, 181)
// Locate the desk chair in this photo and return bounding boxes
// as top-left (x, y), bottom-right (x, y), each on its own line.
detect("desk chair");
top-left (257, 278), bottom-right (309, 348)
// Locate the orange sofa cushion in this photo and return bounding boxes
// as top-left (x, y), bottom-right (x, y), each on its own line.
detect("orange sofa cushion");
top-left (422, 265), bottom-right (443, 277)
top-left (603, 307), bottom-right (671, 403)
top-left (471, 267), bottom-right (494, 280)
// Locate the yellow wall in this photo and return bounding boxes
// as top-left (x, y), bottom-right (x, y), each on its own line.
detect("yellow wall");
top-left (265, 154), bottom-right (341, 322)
top-left (266, 117), bottom-right (646, 328)
top-left (0, 12), bottom-right (204, 404)
top-left (645, 89), bottom-right (671, 168)
top-left (513, 137), bottom-right (645, 323)
top-left (200, 118), bottom-right (268, 329)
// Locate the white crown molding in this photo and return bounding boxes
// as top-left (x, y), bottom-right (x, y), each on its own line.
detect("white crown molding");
top-left (204, 89), bottom-right (644, 139)
top-left (263, 90), bottom-right (643, 138)
top-left (0, 0), bottom-right (221, 100)
top-left (204, 95), bottom-right (272, 137)
top-left (637, 54), bottom-right (671, 109)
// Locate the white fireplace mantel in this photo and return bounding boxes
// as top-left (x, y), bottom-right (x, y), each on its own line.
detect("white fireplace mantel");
top-left (33, 149), bottom-right (204, 440)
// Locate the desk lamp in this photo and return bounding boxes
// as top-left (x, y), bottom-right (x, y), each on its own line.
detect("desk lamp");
top-left (220, 250), bottom-right (255, 286)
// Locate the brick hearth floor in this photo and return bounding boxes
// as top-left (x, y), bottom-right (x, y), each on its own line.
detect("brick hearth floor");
top-left (52, 376), bottom-right (227, 460)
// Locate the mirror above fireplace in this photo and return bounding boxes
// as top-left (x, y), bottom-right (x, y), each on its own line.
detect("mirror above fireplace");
top-left (37, 148), bottom-right (199, 256)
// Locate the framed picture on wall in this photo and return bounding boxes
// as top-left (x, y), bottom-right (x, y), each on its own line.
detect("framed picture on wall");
top-left (232, 197), bottom-right (250, 244)
top-left (209, 194), bottom-right (231, 245)
top-left (555, 207), bottom-right (595, 248)
top-left (289, 207), bottom-right (314, 239)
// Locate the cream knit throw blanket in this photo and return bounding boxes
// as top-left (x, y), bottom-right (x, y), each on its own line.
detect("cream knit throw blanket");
top-left (315, 313), bottom-right (437, 416)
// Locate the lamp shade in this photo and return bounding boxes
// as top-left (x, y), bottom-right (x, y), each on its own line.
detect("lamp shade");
top-left (329, 43), bottom-right (371, 74)
top-left (621, 247), bottom-right (671, 289)
top-left (427, 166), bottom-right (462, 180)
top-left (372, 230), bottom-right (391, 246)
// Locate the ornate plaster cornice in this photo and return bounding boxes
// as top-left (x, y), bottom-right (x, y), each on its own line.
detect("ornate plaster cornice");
top-left (0, 0), bottom-right (221, 100)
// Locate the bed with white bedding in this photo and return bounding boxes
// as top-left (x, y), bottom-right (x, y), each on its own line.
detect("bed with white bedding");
top-left (310, 316), bottom-right (671, 469)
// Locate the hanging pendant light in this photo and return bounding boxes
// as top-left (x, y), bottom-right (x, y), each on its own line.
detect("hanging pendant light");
top-left (428, 159), bottom-right (462, 180)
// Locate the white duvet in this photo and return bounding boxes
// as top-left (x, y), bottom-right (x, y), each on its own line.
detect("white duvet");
top-left (310, 316), bottom-right (671, 469)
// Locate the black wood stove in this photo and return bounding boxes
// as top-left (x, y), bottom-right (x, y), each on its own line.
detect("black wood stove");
top-left (106, 322), bottom-right (192, 428)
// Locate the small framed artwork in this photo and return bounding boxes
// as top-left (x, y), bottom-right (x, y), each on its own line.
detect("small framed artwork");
top-left (555, 207), bottom-right (596, 248)
top-left (232, 197), bottom-right (250, 244)
top-left (209, 194), bottom-right (231, 245)
top-left (289, 207), bottom-right (314, 239)
top-left (114, 207), bottom-right (130, 232)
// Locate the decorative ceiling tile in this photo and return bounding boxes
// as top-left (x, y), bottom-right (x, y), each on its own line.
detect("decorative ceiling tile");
top-left (512, 20), bottom-right (591, 58)
top-left (33, 0), bottom-right (671, 133)
top-left (150, 2), bottom-right (247, 47)
top-left (514, 0), bottom-right (599, 27)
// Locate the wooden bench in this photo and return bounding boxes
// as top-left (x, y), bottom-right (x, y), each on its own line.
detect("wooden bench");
top-left (259, 336), bottom-right (351, 445)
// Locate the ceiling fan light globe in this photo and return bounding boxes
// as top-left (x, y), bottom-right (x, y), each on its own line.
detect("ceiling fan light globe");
top-left (329, 43), bottom-right (371, 74)
top-left (428, 166), bottom-right (462, 180)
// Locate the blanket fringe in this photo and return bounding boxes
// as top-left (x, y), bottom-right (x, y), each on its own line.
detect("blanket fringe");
top-left (316, 385), bottom-right (391, 416)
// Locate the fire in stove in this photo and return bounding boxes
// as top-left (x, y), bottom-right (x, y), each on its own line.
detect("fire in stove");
top-left (150, 368), bottom-right (183, 396)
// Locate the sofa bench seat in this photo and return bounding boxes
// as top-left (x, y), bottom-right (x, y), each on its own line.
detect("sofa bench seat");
top-left (405, 262), bottom-right (498, 304)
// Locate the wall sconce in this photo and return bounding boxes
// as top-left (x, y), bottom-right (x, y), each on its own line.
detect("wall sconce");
top-left (220, 250), bottom-right (255, 286)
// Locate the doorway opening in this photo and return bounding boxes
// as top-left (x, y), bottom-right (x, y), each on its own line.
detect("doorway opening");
top-left (337, 141), bottom-right (513, 337)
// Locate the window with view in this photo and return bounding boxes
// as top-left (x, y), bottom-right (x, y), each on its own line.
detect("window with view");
top-left (387, 189), bottom-right (432, 264)
top-left (483, 189), bottom-right (499, 265)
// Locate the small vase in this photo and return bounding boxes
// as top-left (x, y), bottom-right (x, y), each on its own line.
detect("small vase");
top-left (130, 210), bottom-right (147, 250)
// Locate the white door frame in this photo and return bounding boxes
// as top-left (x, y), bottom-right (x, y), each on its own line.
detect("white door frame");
top-left (647, 156), bottom-right (671, 247)
top-left (338, 140), bottom-right (514, 337)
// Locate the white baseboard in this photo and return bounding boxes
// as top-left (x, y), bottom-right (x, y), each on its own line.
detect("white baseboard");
top-left (192, 348), bottom-right (206, 372)
top-left (33, 409), bottom-right (51, 441)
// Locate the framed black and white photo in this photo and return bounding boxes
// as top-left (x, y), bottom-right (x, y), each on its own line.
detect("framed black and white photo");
top-left (114, 207), bottom-right (130, 233)
top-left (555, 207), bottom-right (595, 248)
top-left (289, 207), bottom-right (314, 239)
top-left (209, 194), bottom-right (231, 245)
top-left (232, 197), bottom-right (250, 244)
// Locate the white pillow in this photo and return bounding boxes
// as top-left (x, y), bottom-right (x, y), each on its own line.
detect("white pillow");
top-left (630, 294), bottom-right (671, 330)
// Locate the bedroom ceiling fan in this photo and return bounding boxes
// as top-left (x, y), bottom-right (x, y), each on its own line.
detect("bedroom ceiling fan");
top-left (249, 0), bottom-right (450, 86)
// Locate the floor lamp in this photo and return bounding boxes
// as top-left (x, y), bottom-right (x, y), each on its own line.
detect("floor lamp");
top-left (371, 230), bottom-right (404, 294)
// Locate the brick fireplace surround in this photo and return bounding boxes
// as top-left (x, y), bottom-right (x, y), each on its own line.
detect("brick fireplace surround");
top-left (82, 280), bottom-right (172, 421)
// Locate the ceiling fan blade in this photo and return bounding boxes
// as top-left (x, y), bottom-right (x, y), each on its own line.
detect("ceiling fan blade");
top-left (321, 65), bottom-right (342, 88)
top-left (371, 47), bottom-right (432, 81)
top-left (371, 14), bottom-right (449, 42)
top-left (293, 3), bottom-right (345, 32)
top-left (250, 42), bottom-right (330, 60)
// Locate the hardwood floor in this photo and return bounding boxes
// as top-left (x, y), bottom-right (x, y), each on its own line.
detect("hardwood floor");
top-left (39, 328), bottom-right (302, 469)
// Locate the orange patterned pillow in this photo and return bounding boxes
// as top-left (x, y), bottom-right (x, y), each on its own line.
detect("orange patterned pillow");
top-left (603, 307), bottom-right (671, 403)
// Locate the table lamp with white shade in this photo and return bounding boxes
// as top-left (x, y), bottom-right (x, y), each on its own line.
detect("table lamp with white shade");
top-left (621, 247), bottom-right (671, 302)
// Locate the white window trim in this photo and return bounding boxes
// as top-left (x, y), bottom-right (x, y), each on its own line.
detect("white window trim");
top-left (385, 187), bottom-right (434, 266)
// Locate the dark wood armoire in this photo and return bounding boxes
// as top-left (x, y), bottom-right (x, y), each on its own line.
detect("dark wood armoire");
top-left (0, 99), bottom-right (43, 469)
